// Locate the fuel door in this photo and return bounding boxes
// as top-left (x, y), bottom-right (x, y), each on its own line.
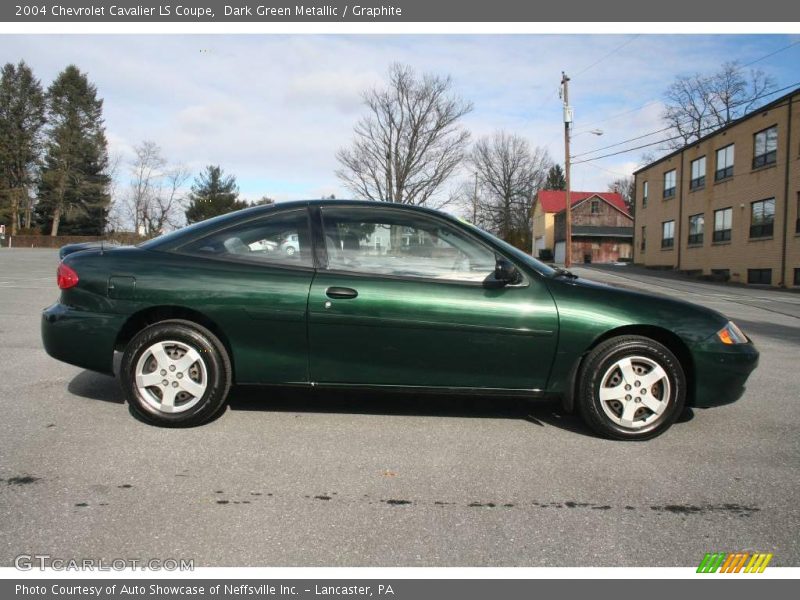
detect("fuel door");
top-left (108, 276), bottom-right (136, 300)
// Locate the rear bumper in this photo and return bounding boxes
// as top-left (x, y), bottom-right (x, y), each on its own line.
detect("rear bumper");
top-left (691, 341), bottom-right (759, 408)
top-left (41, 303), bottom-right (124, 375)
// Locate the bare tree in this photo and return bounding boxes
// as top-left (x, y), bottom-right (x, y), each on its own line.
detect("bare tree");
top-left (119, 141), bottom-right (188, 236)
top-left (470, 131), bottom-right (552, 249)
top-left (608, 176), bottom-right (635, 215)
top-left (663, 62), bottom-right (775, 148)
top-left (336, 64), bottom-right (472, 208)
top-left (128, 141), bottom-right (165, 234)
top-left (142, 164), bottom-right (190, 235)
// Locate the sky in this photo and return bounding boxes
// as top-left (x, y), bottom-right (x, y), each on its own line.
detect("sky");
top-left (1, 34), bottom-right (799, 216)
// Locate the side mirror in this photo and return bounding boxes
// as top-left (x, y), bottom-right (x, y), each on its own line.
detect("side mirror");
top-left (493, 258), bottom-right (521, 286)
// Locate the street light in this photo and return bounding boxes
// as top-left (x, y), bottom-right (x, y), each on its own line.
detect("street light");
top-left (562, 71), bottom-right (603, 267)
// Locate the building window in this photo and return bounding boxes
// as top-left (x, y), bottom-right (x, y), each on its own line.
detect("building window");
top-left (590, 199), bottom-right (600, 214)
top-left (747, 268), bottom-right (772, 285)
top-left (753, 125), bottom-right (778, 169)
top-left (794, 268), bottom-right (800, 286)
top-left (713, 207), bottom-right (732, 242)
top-left (642, 181), bottom-right (648, 208)
top-left (715, 144), bottom-right (734, 181)
top-left (640, 226), bottom-right (646, 251)
top-left (750, 198), bottom-right (775, 238)
top-left (688, 213), bottom-right (704, 245)
top-left (663, 169), bottom-right (676, 198)
top-left (690, 156), bottom-right (706, 190)
top-left (661, 220), bottom-right (675, 248)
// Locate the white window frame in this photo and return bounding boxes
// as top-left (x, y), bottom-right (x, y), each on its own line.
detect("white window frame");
top-left (715, 144), bottom-right (734, 181)
top-left (663, 169), bottom-right (676, 198)
top-left (690, 157), bottom-right (706, 190)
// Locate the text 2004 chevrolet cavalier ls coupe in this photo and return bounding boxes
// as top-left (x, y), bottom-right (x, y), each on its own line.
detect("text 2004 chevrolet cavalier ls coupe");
top-left (42, 200), bottom-right (758, 440)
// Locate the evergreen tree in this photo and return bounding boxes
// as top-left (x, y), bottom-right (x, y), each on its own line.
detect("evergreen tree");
top-left (0, 61), bottom-right (46, 233)
top-left (184, 166), bottom-right (247, 224)
top-left (36, 65), bottom-right (110, 236)
top-left (544, 164), bottom-right (566, 191)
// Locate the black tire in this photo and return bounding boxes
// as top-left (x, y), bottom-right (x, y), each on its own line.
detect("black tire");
top-left (577, 335), bottom-right (686, 440)
top-left (120, 319), bottom-right (232, 427)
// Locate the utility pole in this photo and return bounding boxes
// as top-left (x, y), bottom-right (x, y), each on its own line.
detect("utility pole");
top-left (561, 71), bottom-right (573, 268)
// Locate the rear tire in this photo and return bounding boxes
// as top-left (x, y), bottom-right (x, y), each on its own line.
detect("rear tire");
top-left (577, 335), bottom-right (686, 440)
top-left (120, 319), bottom-right (231, 427)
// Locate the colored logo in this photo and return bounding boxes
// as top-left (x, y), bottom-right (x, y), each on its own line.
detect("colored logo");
top-left (697, 552), bottom-right (773, 573)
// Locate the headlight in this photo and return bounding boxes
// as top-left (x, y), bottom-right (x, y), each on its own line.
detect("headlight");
top-left (717, 321), bottom-right (749, 345)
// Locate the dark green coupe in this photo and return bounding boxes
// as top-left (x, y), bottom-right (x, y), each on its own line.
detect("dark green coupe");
top-left (42, 200), bottom-right (758, 439)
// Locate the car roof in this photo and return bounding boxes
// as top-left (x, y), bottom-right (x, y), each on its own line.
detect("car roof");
top-left (140, 199), bottom-right (457, 251)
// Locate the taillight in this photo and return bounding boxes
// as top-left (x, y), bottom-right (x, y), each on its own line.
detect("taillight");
top-left (57, 263), bottom-right (79, 289)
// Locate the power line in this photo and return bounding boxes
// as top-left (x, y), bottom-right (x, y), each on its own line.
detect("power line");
top-left (573, 82), bottom-right (800, 160)
top-left (572, 97), bottom-right (794, 166)
top-left (571, 82), bottom-right (800, 164)
top-left (571, 125), bottom-right (674, 159)
top-left (578, 161), bottom-right (635, 179)
top-left (574, 38), bottom-right (800, 133)
top-left (741, 39), bottom-right (800, 67)
top-left (528, 36), bottom-right (641, 121)
top-left (573, 35), bottom-right (640, 77)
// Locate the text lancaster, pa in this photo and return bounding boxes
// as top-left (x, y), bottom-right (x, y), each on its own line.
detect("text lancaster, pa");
top-left (224, 5), bottom-right (404, 17)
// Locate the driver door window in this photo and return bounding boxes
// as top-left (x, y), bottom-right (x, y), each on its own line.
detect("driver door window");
top-left (321, 207), bottom-right (496, 283)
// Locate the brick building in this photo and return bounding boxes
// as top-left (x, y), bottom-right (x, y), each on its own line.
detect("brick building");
top-left (532, 190), bottom-right (633, 263)
top-left (633, 88), bottom-right (800, 287)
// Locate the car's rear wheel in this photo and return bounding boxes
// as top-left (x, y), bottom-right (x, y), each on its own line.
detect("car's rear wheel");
top-left (120, 319), bottom-right (231, 427)
top-left (577, 335), bottom-right (686, 440)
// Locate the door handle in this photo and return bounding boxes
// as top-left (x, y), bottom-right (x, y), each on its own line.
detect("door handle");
top-left (326, 286), bottom-right (358, 299)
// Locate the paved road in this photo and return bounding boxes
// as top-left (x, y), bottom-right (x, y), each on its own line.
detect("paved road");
top-left (1, 250), bottom-right (798, 567)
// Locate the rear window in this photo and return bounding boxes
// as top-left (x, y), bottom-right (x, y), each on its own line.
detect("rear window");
top-left (177, 209), bottom-right (313, 268)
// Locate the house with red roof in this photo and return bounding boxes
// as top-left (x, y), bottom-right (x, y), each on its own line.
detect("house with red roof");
top-left (532, 190), bottom-right (633, 264)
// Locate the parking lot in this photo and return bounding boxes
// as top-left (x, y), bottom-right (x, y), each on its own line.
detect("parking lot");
top-left (1, 249), bottom-right (798, 567)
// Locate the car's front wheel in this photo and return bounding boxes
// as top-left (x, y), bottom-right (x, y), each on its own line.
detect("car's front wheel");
top-left (120, 319), bottom-right (231, 427)
top-left (577, 335), bottom-right (686, 440)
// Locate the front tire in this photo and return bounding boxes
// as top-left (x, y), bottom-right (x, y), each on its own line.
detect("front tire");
top-left (120, 319), bottom-right (231, 427)
top-left (577, 335), bottom-right (686, 440)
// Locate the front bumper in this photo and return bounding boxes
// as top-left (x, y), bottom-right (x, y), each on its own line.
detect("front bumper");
top-left (691, 340), bottom-right (760, 408)
top-left (41, 303), bottom-right (125, 375)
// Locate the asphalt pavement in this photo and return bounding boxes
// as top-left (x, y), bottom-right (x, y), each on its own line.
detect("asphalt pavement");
top-left (1, 249), bottom-right (798, 567)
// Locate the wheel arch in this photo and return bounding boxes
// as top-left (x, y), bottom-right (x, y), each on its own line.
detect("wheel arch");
top-left (562, 324), bottom-right (695, 413)
top-left (114, 306), bottom-right (235, 379)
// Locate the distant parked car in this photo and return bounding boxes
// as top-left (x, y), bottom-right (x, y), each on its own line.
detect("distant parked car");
top-left (280, 233), bottom-right (300, 256)
top-left (42, 200), bottom-right (758, 439)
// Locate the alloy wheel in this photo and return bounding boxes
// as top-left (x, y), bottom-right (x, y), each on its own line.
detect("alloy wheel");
top-left (134, 340), bottom-right (208, 414)
top-left (598, 355), bottom-right (671, 429)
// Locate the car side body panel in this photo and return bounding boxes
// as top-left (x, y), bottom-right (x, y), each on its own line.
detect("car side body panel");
top-left (542, 276), bottom-right (758, 407)
top-left (308, 271), bottom-right (558, 390)
top-left (52, 247), bottom-right (313, 384)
